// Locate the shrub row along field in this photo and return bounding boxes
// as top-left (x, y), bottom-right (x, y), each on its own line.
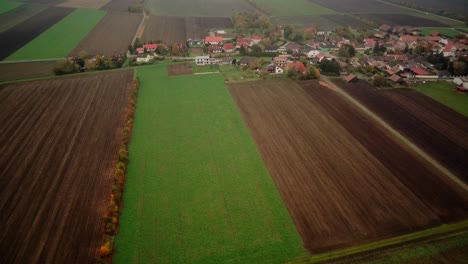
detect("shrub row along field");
top-left (6, 9), bottom-right (105, 61)
top-left (358, 13), bottom-right (448, 27)
top-left (250, 0), bottom-right (335, 17)
top-left (70, 12), bottom-right (141, 56)
top-left (144, 0), bottom-right (259, 17)
top-left (0, 3), bottom-right (47, 33)
top-left (114, 65), bottom-right (305, 263)
top-left (142, 16), bottom-right (233, 44)
top-left (414, 81), bottom-right (468, 117)
top-left (0, 70), bottom-right (134, 263)
top-left (0, 60), bottom-right (56, 82)
top-left (0, 6), bottom-right (73, 61)
top-left (59, 0), bottom-right (112, 9)
top-left (228, 79), bottom-right (468, 253)
top-left (336, 79), bottom-right (468, 183)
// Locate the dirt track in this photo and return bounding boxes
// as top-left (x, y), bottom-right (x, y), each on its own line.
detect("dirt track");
top-left (335, 80), bottom-right (468, 183)
top-left (228, 79), bottom-right (468, 253)
top-left (0, 70), bottom-right (133, 263)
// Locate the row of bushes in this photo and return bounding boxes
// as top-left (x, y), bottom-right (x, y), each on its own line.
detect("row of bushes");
top-left (96, 78), bottom-right (140, 264)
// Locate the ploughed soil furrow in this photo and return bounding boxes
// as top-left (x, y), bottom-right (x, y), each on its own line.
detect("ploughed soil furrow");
top-left (0, 7), bottom-right (73, 61)
top-left (300, 80), bottom-right (468, 222)
top-left (335, 79), bottom-right (468, 183)
top-left (0, 70), bottom-right (133, 263)
top-left (228, 79), bottom-right (465, 253)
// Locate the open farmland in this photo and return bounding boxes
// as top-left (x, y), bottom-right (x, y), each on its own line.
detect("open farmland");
top-left (0, 0), bottom-right (22, 14)
top-left (310, 0), bottom-right (413, 14)
top-left (384, 0), bottom-right (468, 17)
top-left (251, 0), bottom-right (335, 16)
top-left (59, 0), bottom-right (112, 9)
top-left (142, 16), bottom-right (186, 44)
top-left (414, 81), bottom-right (468, 117)
top-left (145, 0), bottom-right (259, 17)
top-left (6, 9), bottom-right (105, 61)
top-left (114, 65), bottom-right (305, 263)
top-left (0, 60), bottom-right (56, 82)
top-left (0, 70), bottom-right (134, 263)
top-left (0, 6), bottom-right (73, 61)
top-left (272, 16), bottom-right (341, 31)
top-left (0, 3), bottom-right (47, 33)
top-left (359, 13), bottom-right (448, 27)
top-left (185, 16), bottom-right (233, 39)
top-left (167, 62), bottom-right (192, 76)
top-left (101, 0), bottom-right (134, 12)
top-left (323, 14), bottom-right (373, 29)
top-left (228, 79), bottom-right (468, 252)
top-left (70, 12), bottom-right (141, 56)
top-left (336, 79), bottom-right (468, 183)
top-left (420, 27), bottom-right (461, 38)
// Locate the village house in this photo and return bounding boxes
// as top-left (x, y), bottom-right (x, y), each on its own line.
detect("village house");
top-left (205, 36), bottom-right (223, 45)
top-left (195, 56), bottom-right (216, 65)
top-left (136, 53), bottom-right (153, 63)
top-left (302, 45), bottom-right (320, 58)
top-left (344, 73), bottom-right (358, 83)
top-left (238, 57), bottom-right (256, 67)
top-left (274, 56), bottom-right (288, 68)
top-left (187, 38), bottom-right (204, 47)
top-left (251, 35), bottom-right (262, 44)
top-left (143, 43), bottom-right (158, 52)
top-left (209, 44), bottom-right (222, 54)
top-left (236, 38), bottom-right (253, 49)
top-left (282, 42), bottom-right (302, 53)
top-left (222, 43), bottom-right (235, 53)
top-left (389, 74), bottom-right (405, 84)
top-left (265, 44), bottom-right (279, 53)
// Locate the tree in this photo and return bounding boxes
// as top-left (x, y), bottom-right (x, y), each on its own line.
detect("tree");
top-left (453, 61), bottom-right (467, 75)
top-left (287, 66), bottom-right (300, 80)
top-left (338, 44), bottom-right (356, 58)
top-left (239, 46), bottom-right (246, 55)
top-left (258, 70), bottom-right (269, 79)
top-left (249, 58), bottom-right (263, 70)
top-left (283, 25), bottom-right (293, 40)
top-left (373, 74), bottom-right (386, 86)
top-left (53, 59), bottom-right (78, 75)
top-left (319, 59), bottom-right (340, 75)
top-left (251, 44), bottom-right (262, 53)
top-left (78, 50), bottom-right (88, 60)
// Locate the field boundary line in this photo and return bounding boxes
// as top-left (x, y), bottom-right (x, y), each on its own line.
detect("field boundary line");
top-left (321, 76), bottom-right (468, 192)
top-left (193, 71), bottom-right (220, 75)
top-left (288, 220), bottom-right (468, 263)
top-left (0, 58), bottom-right (62, 64)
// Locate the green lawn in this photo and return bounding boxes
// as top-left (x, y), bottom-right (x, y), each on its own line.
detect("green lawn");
top-left (0, 0), bottom-right (22, 14)
top-left (420, 28), bottom-right (461, 38)
top-left (113, 64), bottom-right (305, 263)
top-left (251, 0), bottom-right (335, 17)
top-left (413, 81), bottom-right (468, 117)
top-left (6, 9), bottom-right (105, 61)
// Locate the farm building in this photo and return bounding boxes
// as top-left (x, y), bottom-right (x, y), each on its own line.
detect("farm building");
top-left (236, 38), bottom-right (253, 49)
top-left (274, 56), bottom-right (288, 68)
top-left (223, 43), bottom-right (235, 53)
top-left (389, 74), bottom-right (405, 84)
top-left (195, 56), bottom-right (216, 66)
top-left (251, 34), bottom-right (262, 44)
top-left (410, 67), bottom-right (430, 76)
top-left (209, 45), bottom-right (222, 54)
top-left (205, 36), bottom-right (223, 45)
top-left (136, 53), bottom-right (153, 63)
top-left (143, 44), bottom-right (158, 52)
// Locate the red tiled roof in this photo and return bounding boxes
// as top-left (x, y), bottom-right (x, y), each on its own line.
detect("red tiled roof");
top-left (410, 67), bottom-right (429, 75)
top-left (304, 27), bottom-right (315, 32)
top-left (365, 38), bottom-right (376, 48)
top-left (251, 34), bottom-right (262, 40)
top-left (205, 36), bottom-right (223, 43)
top-left (443, 43), bottom-right (454, 52)
top-left (344, 73), bottom-right (357, 82)
top-left (390, 74), bottom-right (402, 82)
top-left (400, 35), bottom-right (417, 42)
top-left (288, 62), bottom-right (306, 73)
top-left (143, 44), bottom-right (158, 50)
top-left (136, 48), bottom-right (144, 53)
top-left (386, 69), bottom-right (395, 75)
top-left (223, 43), bottom-right (235, 51)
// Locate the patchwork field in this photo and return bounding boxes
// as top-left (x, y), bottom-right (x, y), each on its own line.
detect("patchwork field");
top-left (0, 70), bottom-right (134, 263)
top-left (145, 0), bottom-right (259, 17)
top-left (336, 79), bottom-right (468, 183)
top-left (59, 0), bottom-right (112, 9)
top-left (70, 12), bottom-right (141, 56)
top-left (0, 3), bottom-right (47, 33)
top-left (414, 81), bottom-right (468, 117)
top-left (0, 61), bottom-right (56, 82)
top-left (228, 79), bottom-right (468, 252)
top-left (114, 65), bottom-right (304, 263)
top-left (0, 6), bottom-right (73, 61)
top-left (251, 0), bottom-right (335, 16)
top-left (6, 9), bottom-right (105, 61)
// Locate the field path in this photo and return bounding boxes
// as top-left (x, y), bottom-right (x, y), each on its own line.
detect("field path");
top-left (321, 76), bottom-right (468, 192)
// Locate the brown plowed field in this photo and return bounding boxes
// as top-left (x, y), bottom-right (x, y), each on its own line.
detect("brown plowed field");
top-left (100, 0), bottom-right (134, 12)
top-left (0, 61), bottom-right (56, 82)
top-left (310, 0), bottom-right (412, 13)
top-left (142, 16), bottom-right (233, 44)
top-left (70, 12), bottom-right (141, 56)
top-left (323, 14), bottom-right (373, 29)
top-left (167, 62), bottom-right (192, 76)
top-left (0, 70), bottom-right (133, 263)
top-left (59, 0), bottom-right (112, 9)
top-left (335, 79), bottom-right (468, 182)
top-left (0, 7), bottom-right (73, 60)
top-left (228, 79), bottom-right (468, 252)
top-left (359, 13), bottom-right (448, 27)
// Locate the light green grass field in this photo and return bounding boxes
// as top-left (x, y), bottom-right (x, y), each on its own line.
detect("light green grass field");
top-left (251, 0), bottom-right (335, 17)
top-left (414, 81), bottom-right (468, 117)
top-left (420, 28), bottom-right (461, 38)
top-left (0, 0), bottom-right (22, 14)
top-left (6, 9), bottom-right (105, 61)
top-left (114, 64), bottom-right (305, 263)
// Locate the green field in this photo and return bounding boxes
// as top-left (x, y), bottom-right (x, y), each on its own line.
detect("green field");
top-left (145, 0), bottom-right (258, 17)
top-left (414, 81), bottom-right (468, 117)
top-left (6, 9), bottom-right (105, 61)
top-left (250, 0), bottom-right (335, 17)
top-left (0, 0), bottom-right (22, 14)
top-left (420, 27), bottom-right (461, 38)
top-left (114, 65), bottom-right (305, 263)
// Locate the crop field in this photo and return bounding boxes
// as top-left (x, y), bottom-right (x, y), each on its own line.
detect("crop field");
top-left (167, 62), bottom-right (192, 76)
top-left (0, 0), bottom-right (22, 14)
top-left (59, 0), bottom-right (112, 9)
top-left (251, 0), bottom-right (335, 17)
top-left (310, 0), bottom-right (413, 14)
top-left (0, 6), bottom-right (73, 61)
top-left (272, 16), bottom-right (341, 31)
top-left (0, 3), bottom-right (47, 33)
top-left (336, 79), bottom-right (468, 183)
top-left (228, 79), bottom-right (468, 252)
top-left (323, 14), bottom-right (373, 29)
top-left (359, 13), bottom-right (448, 27)
top-left (0, 60), bottom-right (57, 82)
top-left (145, 0), bottom-right (259, 17)
top-left (185, 16), bottom-right (233, 39)
top-left (384, 0), bottom-right (468, 17)
top-left (6, 9), bottom-right (105, 61)
top-left (114, 65), bottom-right (305, 263)
top-left (420, 27), bottom-right (461, 38)
top-left (70, 12), bottom-right (141, 56)
top-left (100, 0), bottom-right (134, 12)
top-left (0, 70), bottom-right (134, 263)
top-left (414, 81), bottom-right (468, 117)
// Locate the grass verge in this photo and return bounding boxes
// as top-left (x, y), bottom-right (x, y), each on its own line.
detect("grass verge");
top-left (413, 81), bottom-right (468, 117)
